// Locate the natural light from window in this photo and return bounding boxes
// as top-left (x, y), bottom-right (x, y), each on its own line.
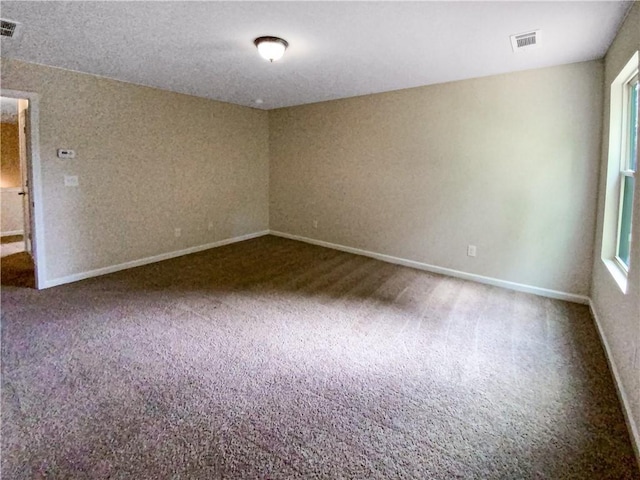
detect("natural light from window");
top-left (616, 73), bottom-right (638, 269)
top-left (602, 52), bottom-right (638, 293)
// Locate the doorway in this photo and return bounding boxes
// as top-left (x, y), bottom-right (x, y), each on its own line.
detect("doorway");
top-left (1, 95), bottom-right (35, 288)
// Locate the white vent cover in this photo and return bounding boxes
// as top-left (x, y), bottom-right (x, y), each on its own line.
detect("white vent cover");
top-left (0, 19), bottom-right (21, 38)
top-left (510, 30), bottom-right (540, 52)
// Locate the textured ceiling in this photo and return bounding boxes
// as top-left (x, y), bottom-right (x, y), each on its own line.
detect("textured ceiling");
top-left (0, 1), bottom-right (632, 110)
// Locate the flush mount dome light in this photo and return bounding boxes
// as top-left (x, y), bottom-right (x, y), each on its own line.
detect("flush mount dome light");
top-left (254, 36), bottom-right (288, 62)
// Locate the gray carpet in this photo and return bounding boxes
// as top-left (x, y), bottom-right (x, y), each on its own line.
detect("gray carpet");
top-left (1, 235), bottom-right (638, 479)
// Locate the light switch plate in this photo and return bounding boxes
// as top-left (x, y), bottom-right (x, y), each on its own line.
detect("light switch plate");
top-left (64, 175), bottom-right (79, 187)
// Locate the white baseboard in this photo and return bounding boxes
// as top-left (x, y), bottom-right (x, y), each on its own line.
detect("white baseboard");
top-left (1, 230), bottom-right (24, 237)
top-left (269, 230), bottom-right (589, 304)
top-left (589, 300), bottom-right (640, 467)
top-left (43, 230), bottom-right (270, 289)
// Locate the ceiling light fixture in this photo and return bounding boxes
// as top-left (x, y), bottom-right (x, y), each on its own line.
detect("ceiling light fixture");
top-left (254, 36), bottom-right (288, 62)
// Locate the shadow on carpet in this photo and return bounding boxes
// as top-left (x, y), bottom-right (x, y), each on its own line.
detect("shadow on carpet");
top-left (1, 251), bottom-right (35, 288)
top-left (1, 235), bottom-right (639, 479)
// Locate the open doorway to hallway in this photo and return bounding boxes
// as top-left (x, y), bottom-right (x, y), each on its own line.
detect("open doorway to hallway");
top-left (1, 95), bottom-right (35, 288)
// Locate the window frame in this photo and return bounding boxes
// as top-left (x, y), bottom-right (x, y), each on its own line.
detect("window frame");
top-left (613, 72), bottom-right (638, 273)
top-left (602, 51), bottom-right (639, 294)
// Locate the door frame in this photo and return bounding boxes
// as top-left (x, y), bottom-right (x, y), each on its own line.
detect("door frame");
top-left (17, 98), bottom-right (31, 254)
top-left (2, 89), bottom-right (46, 289)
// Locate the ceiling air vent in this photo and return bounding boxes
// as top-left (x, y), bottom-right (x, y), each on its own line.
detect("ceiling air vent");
top-left (510, 30), bottom-right (540, 52)
top-left (0, 19), bottom-right (20, 38)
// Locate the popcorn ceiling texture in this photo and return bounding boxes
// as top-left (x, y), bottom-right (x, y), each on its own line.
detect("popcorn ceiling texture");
top-left (2, 236), bottom-right (638, 478)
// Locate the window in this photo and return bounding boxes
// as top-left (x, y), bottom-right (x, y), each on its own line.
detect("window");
top-left (602, 52), bottom-right (639, 293)
top-left (615, 72), bottom-right (638, 270)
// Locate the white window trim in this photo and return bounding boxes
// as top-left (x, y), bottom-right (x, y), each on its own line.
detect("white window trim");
top-left (601, 51), bottom-right (638, 294)
top-left (604, 258), bottom-right (628, 293)
top-left (614, 71), bottom-right (638, 273)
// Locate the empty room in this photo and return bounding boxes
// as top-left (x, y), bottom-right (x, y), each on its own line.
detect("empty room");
top-left (1, 1), bottom-right (639, 478)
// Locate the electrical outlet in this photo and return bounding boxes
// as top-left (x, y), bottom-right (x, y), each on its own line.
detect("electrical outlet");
top-left (174, 228), bottom-right (181, 238)
top-left (313, 220), bottom-right (318, 229)
top-left (467, 245), bottom-right (477, 257)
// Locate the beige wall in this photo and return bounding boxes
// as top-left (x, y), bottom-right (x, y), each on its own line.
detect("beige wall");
top-left (591, 2), bottom-right (640, 456)
top-left (270, 61), bottom-right (603, 296)
top-left (1, 122), bottom-right (21, 188)
top-left (0, 121), bottom-right (24, 235)
top-left (1, 58), bottom-right (269, 281)
top-left (1, 189), bottom-right (24, 235)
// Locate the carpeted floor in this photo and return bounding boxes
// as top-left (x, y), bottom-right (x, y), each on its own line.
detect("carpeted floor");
top-left (1, 235), bottom-right (638, 479)
top-left (1, 235), bottom-right (35, 289)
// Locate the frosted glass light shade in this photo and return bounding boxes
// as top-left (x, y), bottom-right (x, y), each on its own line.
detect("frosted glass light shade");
top-left (254, 36), bottom-right (288, 62)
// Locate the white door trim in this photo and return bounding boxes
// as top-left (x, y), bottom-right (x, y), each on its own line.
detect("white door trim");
top-left (1, 89), bottom-right (46, 289)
